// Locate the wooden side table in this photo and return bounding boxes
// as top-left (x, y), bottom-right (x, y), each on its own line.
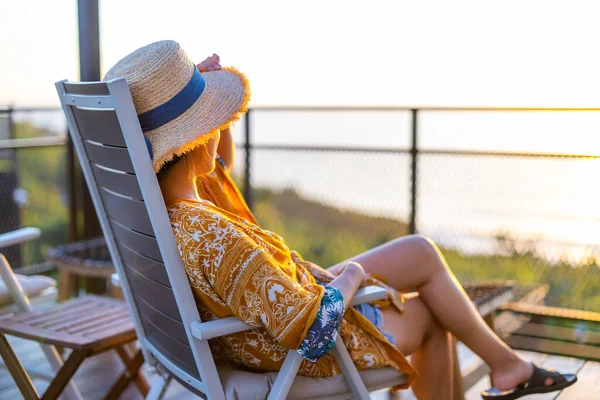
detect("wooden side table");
top-left (45, 238), bottom-right (115, 301)
top-left (0, 295), bottom-right (148, 399)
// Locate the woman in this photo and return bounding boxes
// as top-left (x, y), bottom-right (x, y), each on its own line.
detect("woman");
top-left (105, 41), bottom-right (577, 400)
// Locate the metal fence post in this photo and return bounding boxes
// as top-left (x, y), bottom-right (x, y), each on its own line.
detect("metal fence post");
top-left (7, 106), bottom-right (13, 137)
top-left (67, 133), bottom-right (78, 243)
top-left (77, 0), bottom-right (101, 240)
top-left (2, 106), bottom-right (22, 267)
top-left (409, 109), bottom-right (419, 234)
top-left (77, 0), bottom-right (104, 295)
top-left (244, 109), bottom-right (253, 210)
top-left (77, 0), bottom-right (101, 83)
top-left (7, 106), bottom-right (16, 169)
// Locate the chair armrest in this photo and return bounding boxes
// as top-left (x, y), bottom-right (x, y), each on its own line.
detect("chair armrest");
top-left (0, 227), bottom-right (40, 249)
top-left (191, 317), bottom-right (255, 341)
top-left (350, 285), bottom-right (387, 306)
top-left (190, 286), bottom-right (386, 341)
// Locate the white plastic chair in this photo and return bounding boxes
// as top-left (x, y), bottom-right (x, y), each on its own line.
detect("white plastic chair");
top-left (0, 227), bottom-right (83, 400)
top-left (55, 77), bottom-right (407, 399)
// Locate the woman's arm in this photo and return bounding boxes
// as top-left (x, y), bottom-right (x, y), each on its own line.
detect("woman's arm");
top-left (327, 262), bottom-right (346, 278)
top-left (197, 55), bottom-right (235, 172)
top-left (216, 126), bottom-right (235, 172)
top-left (327, 262), bottom-right (365, 311)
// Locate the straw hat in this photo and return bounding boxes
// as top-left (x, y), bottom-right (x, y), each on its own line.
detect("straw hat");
top-left (104, 40), bottom-right (250, 172)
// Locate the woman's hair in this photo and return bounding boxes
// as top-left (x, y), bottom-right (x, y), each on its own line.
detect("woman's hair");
top-left (157, 153), bottom-right (183, 182)
top-left (157, 142), bottom-right (214, 182)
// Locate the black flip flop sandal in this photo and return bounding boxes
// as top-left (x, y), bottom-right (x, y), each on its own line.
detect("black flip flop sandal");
top-left (481, 363), bottom-right (577, 400)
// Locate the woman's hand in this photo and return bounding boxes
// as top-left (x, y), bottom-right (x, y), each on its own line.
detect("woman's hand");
top-left (328, 262), bottom-right (366, 311)
top-left (197, 54), bottom-right (221, 72)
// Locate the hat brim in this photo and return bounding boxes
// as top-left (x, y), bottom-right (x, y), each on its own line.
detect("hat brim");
top-left (146, 66), bottom-right (250, 172)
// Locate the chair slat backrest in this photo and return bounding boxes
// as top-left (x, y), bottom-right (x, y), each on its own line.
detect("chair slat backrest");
top-left (56, 79), bottom-right (226, 398)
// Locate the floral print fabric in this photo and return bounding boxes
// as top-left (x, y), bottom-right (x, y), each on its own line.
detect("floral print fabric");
top-left (298, 286), bottom-right (345, 362)
top-left (194, 156), bottom-right (257, 225)
top-left (167, 198), bottom-right (417, 385)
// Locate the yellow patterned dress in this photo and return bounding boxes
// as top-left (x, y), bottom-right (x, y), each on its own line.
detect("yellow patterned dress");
top-left (194, 157), bottom-right (257, 225)
top-left (166, 159), bottom-right (417, 386)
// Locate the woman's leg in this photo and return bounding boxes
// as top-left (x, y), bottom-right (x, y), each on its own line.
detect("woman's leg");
top-left (333, 235), bottom-right (533, 390)
top-left (382, 296), bottom-right (454, 400)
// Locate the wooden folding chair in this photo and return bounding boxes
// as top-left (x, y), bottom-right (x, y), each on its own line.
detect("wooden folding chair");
top-left (0, 229), bottom-right (149, 399)
top-left (0, 229), bottom-right (58, 315)
top-left (54, 77), bottom-right (408, 399)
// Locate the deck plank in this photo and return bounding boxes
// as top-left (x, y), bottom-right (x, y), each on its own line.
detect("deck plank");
top-left (466, 351), bottom-right (547, 400)
top-left (0, 296), bottom-right (136, 350)
top-left (465, 374), bottom-right (491, 400)
top-left (163, 381), bottom-right (201, 399)
top-left (72, 349), bottom-right (144, 400)
top-left (555, 361), bottom-right (600, 400)
top-left (0, 335), bottom-right (143, 400)
top-left (0, 328), bottom-right (598, 399)
top-left (0, 378), bottom-right (48, 400)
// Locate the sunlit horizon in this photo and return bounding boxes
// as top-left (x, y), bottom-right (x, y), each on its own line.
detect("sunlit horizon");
top-left (4, 1), bottom-right (600, 154)
top-left (2, 0), bottom-right (600, 108)
top-left (2, 1), bottom-right (600, 224)
top-left (2, 0), bottom-right (600, 271)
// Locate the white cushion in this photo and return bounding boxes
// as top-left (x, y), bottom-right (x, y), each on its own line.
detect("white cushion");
top-left (0, 274), bottom-right (56, 307)
top-left (217, 365), bottom-right (406, 400)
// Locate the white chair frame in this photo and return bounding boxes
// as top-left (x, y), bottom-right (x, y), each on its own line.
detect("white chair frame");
top-left (56, 77), bottom-right (406, 400)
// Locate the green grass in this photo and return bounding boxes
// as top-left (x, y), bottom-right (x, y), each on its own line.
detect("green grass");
top-left (253, 187), bottom-right (600, 312)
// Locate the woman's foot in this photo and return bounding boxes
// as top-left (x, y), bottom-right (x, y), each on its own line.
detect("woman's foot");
top-left (484, 363), bottom-right (577, 399)
top-left (491, 360), bottom-right (534, 390)
top-left (491, 359), bottom-right (559, 390)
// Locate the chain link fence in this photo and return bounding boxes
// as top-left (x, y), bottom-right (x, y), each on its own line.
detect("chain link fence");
top-left (234, 108), bottom-right (600, 311)
top-left (2, 106), bottom-right (599, 310)
top-left (242, 148), bottom-right (411, 268)
top-left (0, 109), bottom-right (68, 270)
top-left (417, 151), bottom-right (600, 311)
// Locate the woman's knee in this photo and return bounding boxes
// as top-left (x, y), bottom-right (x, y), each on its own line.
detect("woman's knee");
top-left (407, 234), bottom-right (438, 254)
top-left (402, 234), bottom-right (448, 276)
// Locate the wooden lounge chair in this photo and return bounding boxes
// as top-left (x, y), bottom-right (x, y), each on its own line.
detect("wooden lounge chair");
top-left (0, 231), bottom-right (149, 399)
top-left (53, 77), bottom-right (409, 399)
top-left (0, 227), bottom-right (82, 400)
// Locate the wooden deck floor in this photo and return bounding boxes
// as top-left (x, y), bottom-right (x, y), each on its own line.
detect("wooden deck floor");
top-left (0, 335), bottom-right (598, 399)
top-left (460, 346), bottom-right (599, 400)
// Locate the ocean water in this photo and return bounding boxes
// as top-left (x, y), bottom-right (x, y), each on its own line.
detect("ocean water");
top-left (10, 108), bottom-right (600, 264)
top-left (229, 110), bottom-right (600, 264)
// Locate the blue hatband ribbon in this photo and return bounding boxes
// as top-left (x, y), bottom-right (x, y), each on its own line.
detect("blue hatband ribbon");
top-left (138, 67), bottom-right (205, 132)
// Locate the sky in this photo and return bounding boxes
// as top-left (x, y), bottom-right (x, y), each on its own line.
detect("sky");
top-left (1, 0), bottom-right (600, 155)
top-left (1, 0), bottom-right (599, 252)
top-left (2, 0), bottom-right (600, 108)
